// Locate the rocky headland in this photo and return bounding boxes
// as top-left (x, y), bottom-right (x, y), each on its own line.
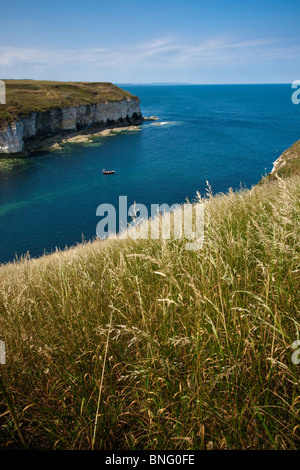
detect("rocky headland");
top-left (0, 80), bottom-right (143, 156)
top-left (260, 138), bottom-right (300, 183)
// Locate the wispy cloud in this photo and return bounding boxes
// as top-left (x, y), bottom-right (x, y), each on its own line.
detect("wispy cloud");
top-left (0, 35), bottom-right (299, 82)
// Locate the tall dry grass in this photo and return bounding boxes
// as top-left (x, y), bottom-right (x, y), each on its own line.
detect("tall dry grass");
top-left (0, 175), bottom-right (299, 449)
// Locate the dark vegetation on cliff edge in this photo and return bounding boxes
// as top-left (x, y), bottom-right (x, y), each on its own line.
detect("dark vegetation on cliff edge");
top-left (0, 142), bottom-right (299, 449)
top-left (0, 80), bottom-right (138, 125)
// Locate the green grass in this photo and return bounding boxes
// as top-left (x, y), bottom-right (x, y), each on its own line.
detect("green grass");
top-left (0, 80), bottom-right (138, 126)
top-left (0, 173), bottom-right (299, 450)
top-left (260, 139), bottom-right (300, 183)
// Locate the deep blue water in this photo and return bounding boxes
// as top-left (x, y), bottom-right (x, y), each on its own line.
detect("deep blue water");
top-left (0, 84), bottom-right (299, 264)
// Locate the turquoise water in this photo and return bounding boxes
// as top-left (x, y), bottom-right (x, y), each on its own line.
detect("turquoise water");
top-left (0, 84), bottom-right (299, 264)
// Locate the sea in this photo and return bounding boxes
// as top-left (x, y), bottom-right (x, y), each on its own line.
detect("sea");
top-left (0, 84), bottom-right (299, 264)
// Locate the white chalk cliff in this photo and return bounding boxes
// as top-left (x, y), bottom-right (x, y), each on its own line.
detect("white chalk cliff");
top-left (0, 97), bottom-right (142, 154)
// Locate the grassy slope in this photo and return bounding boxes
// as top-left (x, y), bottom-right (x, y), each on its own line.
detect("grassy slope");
top-left (261, 139), bottom-right (300, 183)
top-left (0, 80), bottom-right (138, 125)
top-left (0, 173), bottom-right (299, 449)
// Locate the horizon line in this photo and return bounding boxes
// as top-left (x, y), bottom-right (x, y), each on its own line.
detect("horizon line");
top-left (115, 82), bottom-right (292, 86)
top-left (0, 78), bottom-right (293, 86)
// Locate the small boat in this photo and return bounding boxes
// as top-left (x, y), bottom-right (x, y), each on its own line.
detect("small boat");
top-left (102, 169), bottom-right (115, 174)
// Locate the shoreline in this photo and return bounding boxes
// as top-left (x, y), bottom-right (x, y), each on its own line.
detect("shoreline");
top-left (0, 116), bottom-right (159, 158)
top-left (0, 121), bottom-right (144, 158)
top-left (45, 123), bottom-right (143, 152)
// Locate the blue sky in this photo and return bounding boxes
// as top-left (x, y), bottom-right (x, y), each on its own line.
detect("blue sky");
top-left (0, 0), bottom-right (299, 83)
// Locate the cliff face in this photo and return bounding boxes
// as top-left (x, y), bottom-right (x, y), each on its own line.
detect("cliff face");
top-left (0, 97), bottom-right (142, 154)
top-left (270, 139), bottom-right (300, 178)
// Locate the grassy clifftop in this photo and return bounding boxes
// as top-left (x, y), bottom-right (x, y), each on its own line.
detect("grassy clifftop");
top-left (0, 169), bottom-right (299, 449)
top-left (0, 80), bottom-right (138, 125)
top-left (261, 139), bottom-right (300, 183)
